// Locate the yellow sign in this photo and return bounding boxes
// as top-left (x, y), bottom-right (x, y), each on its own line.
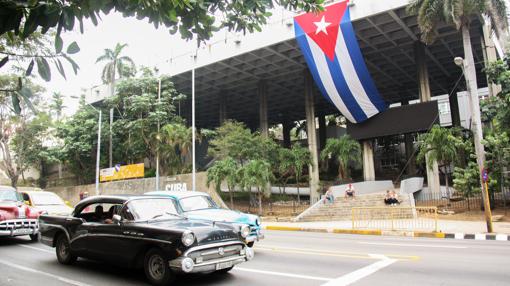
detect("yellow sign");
top-left (100, 163), bottom-right (144, 182)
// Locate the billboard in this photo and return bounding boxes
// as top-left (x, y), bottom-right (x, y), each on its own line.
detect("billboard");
top-left (100, 163), bottom-right (144, 182)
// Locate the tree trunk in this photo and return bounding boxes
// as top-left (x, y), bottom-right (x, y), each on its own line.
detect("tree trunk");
top-left (229, 187), bottom-right (234, 209)
top-left (461, 24), bottom-right (493, 232)
top-left (296, 175), bottom-right (301, 205)
top-left (257, 187), bottom-right (263, 216)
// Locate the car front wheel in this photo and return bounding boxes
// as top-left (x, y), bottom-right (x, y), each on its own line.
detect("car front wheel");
top-left (29, 233), bottom-right (39, 242)
top-left (144, 248), bottom-right (175, 286)
top-left (55, 234), bottom-right (77, 265)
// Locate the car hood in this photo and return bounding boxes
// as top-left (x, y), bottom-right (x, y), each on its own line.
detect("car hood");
top-left (149, 218), bottom-right (241, 245)
top-left (185, 208), bottom-right (257, 226)
top-left (33, 205), bottom-right (73, 216)
top-left (0, 201), bottom-right (39, 219)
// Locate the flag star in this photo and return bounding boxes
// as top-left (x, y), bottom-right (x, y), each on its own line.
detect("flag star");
top-left (314, 16), bottom-right (331, 35)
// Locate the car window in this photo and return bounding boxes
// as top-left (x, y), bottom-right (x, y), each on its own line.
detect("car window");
top-left (0, 190), bottom-right (21, 202)
top-left (76, 202), bottom-right (123, 223)
top-left (179, 195), bottom-right (218, 211)
top-left (29, 192), bottom-right (64, 206)
top-left (127, 198), bottom-right (179, 221)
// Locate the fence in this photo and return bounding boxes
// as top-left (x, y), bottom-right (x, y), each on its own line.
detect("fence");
top-left (352, 207), bottom-right (438, 232)
top-left (414, 191), bottom-right (510, 212)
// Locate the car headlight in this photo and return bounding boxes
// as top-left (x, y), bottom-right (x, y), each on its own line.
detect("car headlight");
top-left (240, 225), bottom-right (250, 238)
top-left (181, 231), bottom-right (195, 247)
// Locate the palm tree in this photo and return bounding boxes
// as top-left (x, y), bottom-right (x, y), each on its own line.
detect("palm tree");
top-left (238, 159), bottom-right (273, 215)
top-left (161, 123), bottom-right (195, 174)
top-left (290, 145), bottom-right (311, 204)
top-left (417, 125), bottom-right (462, 197)
top-left (207, 157), bottom-right (239, 208)
top-left (95, 43), bottom-right (135, 94)
top-left (320, 135), bottom-right (361, 181)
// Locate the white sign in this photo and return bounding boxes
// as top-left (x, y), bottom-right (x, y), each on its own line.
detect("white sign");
top-left (165, 183), bottom-right (187, 192)
top-left (100, 168), bottom-right (114, 177)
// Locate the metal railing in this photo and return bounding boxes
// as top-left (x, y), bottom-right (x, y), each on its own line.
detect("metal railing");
top-left (352, 207), bottom-right (438, 232)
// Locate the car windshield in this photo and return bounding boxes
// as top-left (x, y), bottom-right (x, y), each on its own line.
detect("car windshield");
top-left (30, 192), bottom-right (64, 206)
top-left (179, 195), bottom-right (218, 212)
top-left (0, 190), bottom-right (21, 202)
top-left (127, 198), bottom-right (180, 221)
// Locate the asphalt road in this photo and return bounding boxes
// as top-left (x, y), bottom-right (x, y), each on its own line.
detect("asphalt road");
top-left (1, 230), bottom-right (509, 286)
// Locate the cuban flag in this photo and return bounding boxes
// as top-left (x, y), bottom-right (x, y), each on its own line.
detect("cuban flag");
top-left (294, 0), bottom-right (387, 123)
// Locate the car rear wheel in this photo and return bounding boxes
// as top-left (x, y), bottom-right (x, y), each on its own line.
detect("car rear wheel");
top-left (144, 248), bottom-right (175, 286)
top-left (29, 233), bottom-right (39, 242)
top-left (56, 234), bottom-right (77, 265)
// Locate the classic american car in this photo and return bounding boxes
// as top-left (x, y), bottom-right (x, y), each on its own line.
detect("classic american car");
top-left (146, 191), bottom-right (264, 247)
top-left (0, 186), bottom-right (40, 241)
top-left (39, 195), bottom-right (254, 286)
top-left (21, 190), bottom-right (73, 216)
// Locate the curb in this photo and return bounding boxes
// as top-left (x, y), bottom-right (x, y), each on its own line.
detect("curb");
top-left (263, 225), bottom-right (510, 241)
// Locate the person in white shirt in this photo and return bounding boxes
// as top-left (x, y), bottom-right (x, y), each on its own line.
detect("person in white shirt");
top-left (344, 183), bottom-right (355, 199)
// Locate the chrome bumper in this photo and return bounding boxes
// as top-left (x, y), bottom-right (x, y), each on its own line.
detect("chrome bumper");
top-left (169, 241), bottom-right (254, 273)
top-left (0, 219), bottom-right (39, 237)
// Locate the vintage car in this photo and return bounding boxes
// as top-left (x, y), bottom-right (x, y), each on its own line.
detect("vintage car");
top-left (146, 191), bottom-right (264, 247)
top-left (0, 186), bottom-right (40, 241)
top-left (20, 190), bottom-right (73, 216)
top-left (39, 195), bottom-right (254, 286)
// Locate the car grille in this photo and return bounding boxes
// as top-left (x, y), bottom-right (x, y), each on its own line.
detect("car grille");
top-left (187, 244), bottom-right (244, 262)
top-left (203, 232), bottom-right (238, 243)
top-left (0, 219), bottom-right (38, 231)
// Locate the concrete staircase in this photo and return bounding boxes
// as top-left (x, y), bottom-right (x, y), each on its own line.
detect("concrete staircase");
top-left (295, 190), bottom-right (413, 222)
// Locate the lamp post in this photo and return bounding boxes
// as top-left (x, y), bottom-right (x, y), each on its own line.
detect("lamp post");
top-left (454, 56), bottom-right (493, 232)
top-left (156, 78), bottom-right (161, 192)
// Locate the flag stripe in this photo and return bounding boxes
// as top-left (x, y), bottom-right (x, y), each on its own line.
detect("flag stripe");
top-left (340, 9), bottom-right (387, 113)
top-left (295, 22), bottom-right (356, 123)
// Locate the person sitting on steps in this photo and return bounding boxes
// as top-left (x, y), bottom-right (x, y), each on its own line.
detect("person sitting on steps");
top-left (384, 190), bottom-right (400, 206)
top-left (344, 183), bottom-right (355, 199)
top-left (324, 187), bottom-right (335, 204)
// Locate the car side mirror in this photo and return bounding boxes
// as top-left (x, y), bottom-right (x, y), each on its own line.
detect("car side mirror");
top-left (112, 214), bottom-right (122, 224)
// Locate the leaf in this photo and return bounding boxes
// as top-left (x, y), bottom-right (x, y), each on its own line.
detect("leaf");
top-left (63, 54), bottom-right (79, 75)
top-left (18, 88), bottom-right (37, 114)
top-left (0, 56), bottom-right (8, 68)
top-left (66, 41), bottom-right (80, 54)
top-left (36, 57), bottom-right (51, 81)
top-left (11, 93), bottom-right (21, 115)
top-left (25, 60), bottom-right (35, 76)
top-left (55, 35), bottom-right (63, 53)
top-left (54, 59), bottom-right (66, 80)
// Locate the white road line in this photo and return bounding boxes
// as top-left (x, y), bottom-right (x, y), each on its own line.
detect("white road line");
top-left (0, 259), bottom-right (91, 286)
top-left (18, 244), bottom-right (54, 254)
top-left (234, 267), bottom-right (332, 282)
top-left (358, 242), bottom-right (468, 249)
top-left (320, 254), bottom-right (396, 286)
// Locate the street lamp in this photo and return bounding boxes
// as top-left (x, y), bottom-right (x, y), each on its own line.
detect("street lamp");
top-left (454, 56), bottom-right (493, 232)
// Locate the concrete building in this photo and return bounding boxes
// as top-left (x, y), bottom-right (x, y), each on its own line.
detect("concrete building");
top-left (86, 0), bottom-right (505, 201)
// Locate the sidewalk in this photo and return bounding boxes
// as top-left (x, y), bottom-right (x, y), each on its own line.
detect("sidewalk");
top-left (261, 219), bottom-right (510, 240)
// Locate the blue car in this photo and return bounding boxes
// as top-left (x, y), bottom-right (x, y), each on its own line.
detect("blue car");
top-left (146, 191), bottom-right (264, 247)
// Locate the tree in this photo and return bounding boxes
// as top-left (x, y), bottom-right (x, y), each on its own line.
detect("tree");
top-left (238, 159), bottom-right (273, 215)
top-left (95, 43), bottom-right (135, 87)
top-left (417, 125), bottom-right (462, 197)
top-left (291, 145), bottom-right (311, 204)
top-left (49, 92), bottom-right (64, 121)
top-left (208, 120), bottom-right (258, 164)
top-left (160, 122), bottom-right (195, 175)
top-left (453, 161), bottom-right (481, 209)
top-left (276, 147), bottom-right (295, 194)
top-left (207, 157), bottom-right (239, 209)
top-left (320, 135), bottom-right (361, 180)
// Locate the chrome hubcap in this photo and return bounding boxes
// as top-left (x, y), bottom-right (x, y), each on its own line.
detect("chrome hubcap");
top-left (148, 255), bottom-right (165, 280)
top-left (58, 239), bottom-right (68, 258)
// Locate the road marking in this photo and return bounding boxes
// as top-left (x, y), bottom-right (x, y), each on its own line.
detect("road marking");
top-left (320, 254), bottom-right (396, 286)
top-left (256, 245), bottom-right (419, 261)
top-left (358, 242), bottom-right (467, 249)
top-left (18, 244), bottom-right (54, 254)
top-left (0, 259), bottom-right (91, 286)
top-left (235, 267), bottom-right (331, 281)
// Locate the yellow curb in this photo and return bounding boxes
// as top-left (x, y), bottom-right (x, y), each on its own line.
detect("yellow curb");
top-left (265, 226), bottom-right (303, 231)
top-left (414, 232), bottom-right (445, 238)
top-left (332, 229), bottom-right (382, 236)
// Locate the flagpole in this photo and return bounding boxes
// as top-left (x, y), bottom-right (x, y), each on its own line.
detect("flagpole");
top-left (192, 68), bottom-right (196, 192)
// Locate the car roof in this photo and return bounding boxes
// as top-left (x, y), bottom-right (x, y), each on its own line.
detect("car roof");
top-left (22, 190), bottom-right (56, 195)
top-left (145, 191), bottom-right (210, 199)
top-left (74, 194), bottom-right (173, 210)
top-left (0, 186), bottom-right (16, 192)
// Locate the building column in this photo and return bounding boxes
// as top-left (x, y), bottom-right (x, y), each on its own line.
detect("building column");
top-left (362, 140), bottom-right (375, 181)
top-left (318, 114), bottom-right (327, 151)
top-left (258, 81), bottom-right (269, 137)
top-left (449, 86), bottom-right (461, 127)
top-left (282, 121), bottom-right (292, 148)
top-left (219, 91), bottom-right (227, 125)
top-left (304, 71), bottom-right (320, 202)
top-left (402, 99), bottom-right (416, 176)
top-left (415, 41), bottom-right (440, 193)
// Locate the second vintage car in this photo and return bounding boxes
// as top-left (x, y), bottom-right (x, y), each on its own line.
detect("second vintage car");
top-left (146, 191), bottom-right (264, 247)
top-left (39, 195), bottom-right (254, 286)
top-left (21, 190), bottom-right (73, 216)
top-left (0, 186), bottom-right (40, 241)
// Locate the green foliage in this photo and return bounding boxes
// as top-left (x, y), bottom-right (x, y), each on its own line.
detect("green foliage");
top-left (453, 161), bottom-right (482, 198)
top-left (49, 92), bottom-right (64, 120)
top-left (320, 135), bottom-right (361, 180)
top-left (417, 125), bottom-right (462, 168)
top-left (160, 122), bottom-right (195, 175)
top-left (208, 120), bottom-right (259, 164)
top-left (238, 159), bottom-right (273, 215)
top-left (206, 157), bottom-right (239, 208)
top-left (407, 0), bottom-right (508, 44)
